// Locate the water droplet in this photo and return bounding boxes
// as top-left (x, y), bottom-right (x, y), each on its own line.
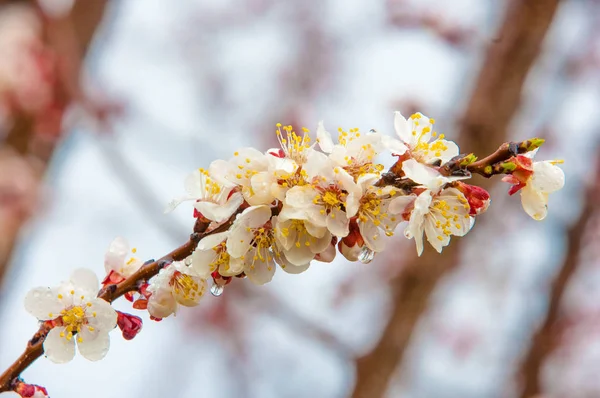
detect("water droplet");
top-left (358, 246), bottom-right (375, 264)
top-left (210, 284), bottom-right (224, 297)
top-left (184, 256), bottom-right (193, 266)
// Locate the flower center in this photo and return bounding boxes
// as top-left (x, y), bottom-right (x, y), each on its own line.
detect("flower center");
top-left (277, 168), bottom-right (308, 189)
top-left (59, 305), bottom-right (91, 342)
top-left (430, 195), bottom-right (470, 240)
top-left (170, 271), bottom-right (203, 302)
top-left (276, 123), bottom-right (312, 164)
top-left (210, 242), bottom-right (232, 272)
top-left (199, 168), bottom-right (222, 196)
top-left (281, 220), bottom-right (315, 248)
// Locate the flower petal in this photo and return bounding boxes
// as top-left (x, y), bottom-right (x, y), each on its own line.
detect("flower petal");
top-left (78, 330), bottom-right (110, 361)
top-left (244, 254), bottom-right (276, 285)
top-left (24, 287), bottom-right (64, 320)
top-left (195, 192), bottom-right (243, 222)
top-left (394, 111), bottom-right (412, 143)
top-left (69, 268), bottom-right (99, 295)
top-left (316, 121), bottom-right (334, 153)
top-left (326, 208), bottom-right (349, 237)
top-left (87, 299), bottom-right (117, 330)
top-left (531, 161), bottom-right (565, 193)
top-left (521, 185), bottom-right (548, 220)
top-left (44, 327), bottom-right (76, 364)
top-left (104, 237), bottom-right (129, 274)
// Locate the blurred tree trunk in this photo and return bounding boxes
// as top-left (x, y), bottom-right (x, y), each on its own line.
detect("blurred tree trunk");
top-left (351, 1), bottom-right (561, 397)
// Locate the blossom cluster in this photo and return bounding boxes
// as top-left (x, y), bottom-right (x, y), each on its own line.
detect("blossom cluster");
top-left (160, 111), bottom-right (564, 303)
top-left (9, 111), bottom-right (564, 397)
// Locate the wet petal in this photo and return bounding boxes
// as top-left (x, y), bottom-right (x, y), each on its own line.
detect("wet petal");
top-left (44, 327), bottom-right (75, 364)
top-left (78, 331), bottom-right (110, 361)
top-left (24, 287), bottom-right (64, 320)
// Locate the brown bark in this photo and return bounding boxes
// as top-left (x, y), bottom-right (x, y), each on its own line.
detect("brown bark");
top-left (351, 1), bottom-right (561, 397)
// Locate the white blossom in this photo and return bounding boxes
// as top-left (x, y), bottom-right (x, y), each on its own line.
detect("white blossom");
top-left (285, 150), bottom-right (361, 237)
top-left (316, 121), bottom-right (385, 181)
top-left (209, 148), bottom-right (272, 206)
top-left (147, 261), bottom-right (207, 319)
top-left (347, 173), bottom-right (413, 252)
top-left (274, 206), bottom-right (332, 267)
top-left (226, 205), bottom-right (301, 284)
top-left (520, 160), bottom-right (565, 221)
top-left (165, 168), bottom-right (243, 222)
top-left (389, 111), bottom-right (459, 164)
top-left (104, 237), bottom-right (142, 279)
top-left (24, 269), bottom-right (117, 363)
top-left (399, 159), bottom-right (473, 255)
top-left (191, 231), bottom-right (244, 278)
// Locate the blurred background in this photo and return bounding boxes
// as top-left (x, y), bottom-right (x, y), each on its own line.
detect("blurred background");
top-left (0, 0), bottom-right (595, 397)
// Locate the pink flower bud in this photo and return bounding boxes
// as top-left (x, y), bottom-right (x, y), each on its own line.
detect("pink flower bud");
top-left (116, 311), bottom-right (143, 341)
top-left (454, 182), bottom-right (491, 216)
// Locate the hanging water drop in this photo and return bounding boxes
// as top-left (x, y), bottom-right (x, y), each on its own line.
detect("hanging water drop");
top-left (210, 284), bottom-right (224, 297)
top-left (358, 246), bottom-right (375, 264)
top-left (184, 256), bottom-right (193, 266)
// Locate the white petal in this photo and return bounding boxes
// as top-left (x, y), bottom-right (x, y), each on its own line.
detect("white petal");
top-left (104, 237), bottom-right (129, 274)
top-left (402, 159), bottom-right (444, 190)
top-left (44, 327), bottom-right (76, 364)
top-left (335, 167), bottom-right (359, 196)
top-left (435, 139), bottom-right (460, 163)
top-left (279, 254), bottom-right (311, 274)
top-left (315, 243), bottom-right (336, 263)
top-left (78, 331), bottom-right (110, 361)
top-left (424, 216), bottom-right (447, 253)
top-left (281, 242), bottom-right (314, 266)
top-left (285, 186), bottom-right (317, 209)
top-left (24, 287), bottom-right (64, 320)
top-left (227, 228), bottom-right (253, 258)
top-left (197, 231), bottom-right (229, 250)
top-left (356, 173), bottom-right (380, 191)
top-left (339, 241), bottom-right (361, 261)
top-left (345, 192), bottom-right (359, 217)
top-left (222, 256), bottom-right (245, 276)
top-left (191, 248), bottom-right (217, 278)
top-left (147, 290), bottom-right (177, 319)
top-left (184, 169), bottom-right (204, 198)
top-left (87, 299), bottom-right (117, 330)
top-left (69, 268), bottom-right (99, 295)
top-left (240, 205), bottom-right (272, 228)
top-left (316, 121), bottom-right (334, 153)
top-left (382, 135), bottom-right (408, 155)
top-left (195, 193), bottom-right (242, 222)
top-left (359, 221), bottom-right (386, 252)
top-left (521, 185), bottom-right (548, 221)
top-left (394, 111), bottom-right (412, 143)
top-left (244, 254), bottom-right (276, 285)
top-left (531, 161), bottom-right (565, 193)
top-left (303, 149), bottom-right (334, 180)
top-left (388, 195), bottom-right (415, 214)
top-left (326, 208), bottom-right (349, 237)
top-left (304, 221), bottom-right (327, 239)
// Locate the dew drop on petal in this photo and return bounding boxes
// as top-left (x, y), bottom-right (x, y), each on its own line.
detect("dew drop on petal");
top-left (210, 284), bottom-right (224, 297)
top-left (184, 256), bottom-right (193, 266)
top-left (358, 246), bottom-right (375, 264)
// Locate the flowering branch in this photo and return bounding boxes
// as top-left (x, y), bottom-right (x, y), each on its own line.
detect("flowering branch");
top-left (0, 110), bottom-right (565, 396)
top-left (0, 214), bottom-right (231, 393)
